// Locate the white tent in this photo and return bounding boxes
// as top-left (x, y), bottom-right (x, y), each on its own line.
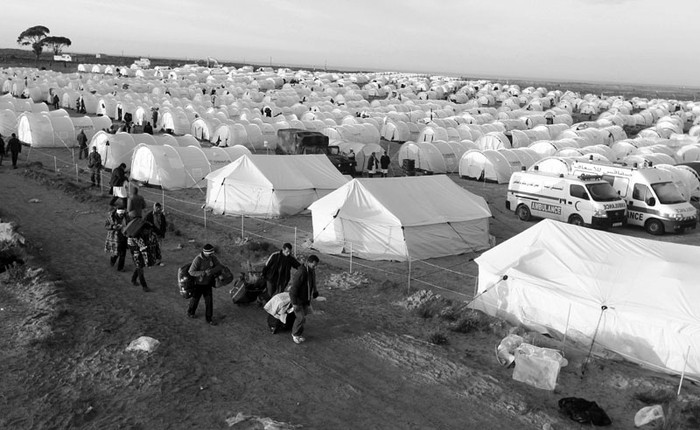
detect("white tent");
top-left (471, 219), bottom-right (700, 381)
top-left (458, 149), bottom-right (520, 183)
top-left (130, 143), bottom-right (211, 190)
top-left (309, 176), bottom-right (493, 261)
top-left (205, 154), bottom-right (348, 218)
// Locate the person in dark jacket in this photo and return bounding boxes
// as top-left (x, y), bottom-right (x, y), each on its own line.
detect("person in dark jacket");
top-left (7, 133), bottom-right (21, 169)
top-left (109, 163), bottom-right (129, 206)
top-left (104, 201), bottom-right (129, 272)
top-left (289, 254), bottom-right (320, 344)
top-left (87, 146), bottom-right (102, 187)
top-left (127, 186), bottom-right (146, 219)
top-left (145, 203), bottom-right (167, 238)
top-left (143, 121), bottom-right (153, 135)
top-left (187, 244), bottom-right (224, 325)
top-left (262, 243), bottom-right (300, 300)
top-left (379, 151), bottom-right (390, 177)
top-left (76, 130), bottom-right (88, 159)
top-left (366, 152), bottom-right (378, 178)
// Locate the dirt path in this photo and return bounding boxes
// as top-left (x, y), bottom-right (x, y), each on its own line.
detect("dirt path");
top-left (0, 167), bottom-right (556, 429)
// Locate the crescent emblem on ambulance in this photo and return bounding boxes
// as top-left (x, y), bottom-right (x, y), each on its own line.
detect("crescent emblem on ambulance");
top-left (574, 201), bottom-right (581, 211)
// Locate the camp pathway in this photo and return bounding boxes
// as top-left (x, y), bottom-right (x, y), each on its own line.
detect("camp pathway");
top-left (0, 168), bottom-right (544, 429)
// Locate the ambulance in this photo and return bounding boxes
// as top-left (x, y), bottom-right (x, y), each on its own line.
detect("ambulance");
top-left (570, 160), bottom-right (697, 235)
top-left (506, 170), bottom-right (627, 228)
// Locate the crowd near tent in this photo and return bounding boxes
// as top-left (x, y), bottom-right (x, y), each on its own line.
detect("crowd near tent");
top-left (471, 220), bottom-right (700, 380)
top-left (205, 154), bottom-right (348, 218)
top-left (308, 176), bottom-right (493, 261)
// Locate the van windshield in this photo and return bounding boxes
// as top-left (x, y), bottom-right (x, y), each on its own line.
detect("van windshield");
top-left (651, 182), bottom-right (686, 204)
top-left (586, 183), bottom-right (621, 202)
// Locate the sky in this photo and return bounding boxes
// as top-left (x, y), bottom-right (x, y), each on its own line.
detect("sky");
top-left (4, 0), bottom-right (700, 87)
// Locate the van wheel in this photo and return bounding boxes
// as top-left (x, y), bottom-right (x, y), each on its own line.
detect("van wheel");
top-left (645, 219), bottom-right (665, 235)
top-left (568, 215), bottom-right (584, 226)
top-left (516, 205), bottom-right (531, 221)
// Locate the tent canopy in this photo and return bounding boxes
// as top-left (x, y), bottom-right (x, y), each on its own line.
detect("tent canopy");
top-left (472, 219), bottom-right (700, 380)
top-left (309, 176), bottom-right (493, 261)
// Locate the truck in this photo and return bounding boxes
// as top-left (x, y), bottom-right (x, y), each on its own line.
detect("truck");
top-left (506, 170), bottom-right (627, 229)
top-left (570, 160), bottom-right (698, 235)
top-left (53, 54), bottom-right (72, 62)
top-left (276, 128), bottom-right (356, 175)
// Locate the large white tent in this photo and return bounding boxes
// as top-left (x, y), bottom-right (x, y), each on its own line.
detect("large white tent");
top-left (471, 219), bottom-right (700, 381)
top-left (308, 176), bottom-right (493, 261)
top-left (130, 143), bottom-right (211, 190)
top-left (205, 154), bottom-right (348, 218)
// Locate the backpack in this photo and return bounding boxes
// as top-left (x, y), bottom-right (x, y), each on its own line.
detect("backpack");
top-left (178, 263), bottom-right (194, 299)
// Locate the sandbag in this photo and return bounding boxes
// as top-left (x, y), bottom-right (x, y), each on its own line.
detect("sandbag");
top-left (178, 263), bottom-right (194, 299)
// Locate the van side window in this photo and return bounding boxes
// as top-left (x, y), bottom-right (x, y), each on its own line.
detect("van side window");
top-left (632, 183), bottom-right (650, 201)
top-left (570, 184), bottom-right (589, 200)
top-left (603, 175), bottom-right (627, 198)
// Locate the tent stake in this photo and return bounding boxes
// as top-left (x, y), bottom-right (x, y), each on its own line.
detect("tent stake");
top-left (582, 305), bottom-right (608, 376)
top-left (677, 345), bottom-right (691, 397)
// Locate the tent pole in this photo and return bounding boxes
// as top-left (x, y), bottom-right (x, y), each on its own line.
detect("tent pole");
top-left (582, 305), bottom-right (608, 376)
top-left (406, 256), bottom-right (411, 294)
top-left (473, 277), bottom-right (478, 299)
top-left (561, 303), bottom-right (572, 347)
top-left (677, 345), bottom-right (691, 397)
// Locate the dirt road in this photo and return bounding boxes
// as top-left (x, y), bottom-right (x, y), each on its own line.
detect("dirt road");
top-left (0, 167), bottom-right (554, 429)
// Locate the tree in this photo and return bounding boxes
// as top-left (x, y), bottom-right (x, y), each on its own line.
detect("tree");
top-left (17, 26), bottom-right (50, 63)
top-left (42, 36), bottom-right (72, 55)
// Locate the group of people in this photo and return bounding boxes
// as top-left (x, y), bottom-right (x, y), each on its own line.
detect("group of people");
top-left (104, 186), bottom-right (167, 293)
top-left (365, 150), bottom-right (391, 178)
top-left (0, 133), bottom-right (22, 169)
top-left (261, 243), bottom-right (320, 344)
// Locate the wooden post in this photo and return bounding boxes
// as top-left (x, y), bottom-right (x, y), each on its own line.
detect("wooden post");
top-left (407, 256), bottom-right (411, 294)
top-left (54, 156), bottom-right (57, 172)
top-left (678, 345), bottom-right (691, 396)
top-left (294, 227), bottom-right (297, 257)
top-left (241, 214), bottom-right (244, 240)
top-left (349, 241), bottom-right (353, 273)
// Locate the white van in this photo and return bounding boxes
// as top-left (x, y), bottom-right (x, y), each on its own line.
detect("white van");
top-left (507, 170), bottom-right (627, 228)
top-left (570, 161), bottom-right (698, 235)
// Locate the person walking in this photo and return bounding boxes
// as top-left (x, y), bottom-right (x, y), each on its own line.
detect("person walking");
top-left (127, 223), bottom-right (153, 292)
top-left (7, 133), bottom-right (21, 169)
top-left (87, 146), bottom-right (102, 187)
top-left (187, 244), bottom-right (224, 325)
top-left (145, 203), bottom-right (167, 238)
top-left (0, 134), bottom-right (5, 166)
top-left (77, 130), bottom-right (88, 159)
top-left (127, 186), bottom-right (146, 219)
top-left (105, 201), bottom-right (129, 272)
top-left (289, 255), bottom-right (320, 344)
top-left (380, 151), bottom-right (391, 178)
top-left (262, 243), bottom-right (300, 300)
top-left (109, 163), bottom-right (129, 206)
top-left (145, 203), bottom-right (167, 266)
top-left (366, 152), bottom-right (378, 178)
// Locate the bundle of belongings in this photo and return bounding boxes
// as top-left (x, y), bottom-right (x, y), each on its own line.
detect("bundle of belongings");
top-left (263, 292), bottom-right (296, 334)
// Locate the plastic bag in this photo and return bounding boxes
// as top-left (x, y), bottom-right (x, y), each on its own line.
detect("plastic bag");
top-left (512, 343), bottom-right (567, 390)
top-left (126, 336), bottom-right (160, 353)
top-left (496, 334), bottom-right (524, 367)
top-left (634, 405), bottom-right (664, 427)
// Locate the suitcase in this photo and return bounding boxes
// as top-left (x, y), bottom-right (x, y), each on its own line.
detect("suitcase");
top-left (267, 312), bottom-right (296, 334)
top-left (178, 263), bottom-right (194, 299)
top-left (230, 275), bottom-right (266, 305)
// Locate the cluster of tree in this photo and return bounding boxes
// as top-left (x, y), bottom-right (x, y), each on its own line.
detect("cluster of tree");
top-left (16, 26), bottom-right (72, 62)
